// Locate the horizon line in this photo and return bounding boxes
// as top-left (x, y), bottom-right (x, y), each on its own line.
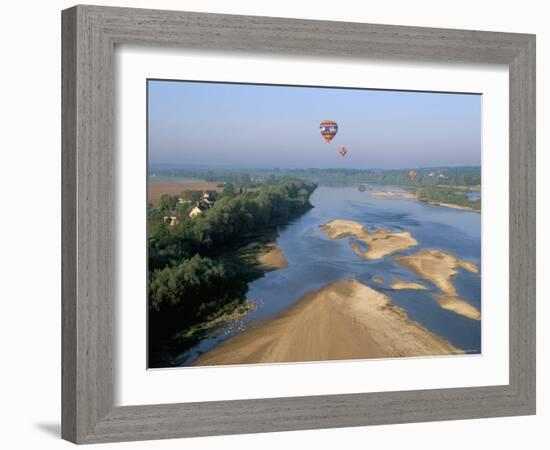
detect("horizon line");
top-left (148, 164), bottom-right (481, 171)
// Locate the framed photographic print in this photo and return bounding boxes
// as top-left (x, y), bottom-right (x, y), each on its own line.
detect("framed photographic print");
top-left (62, 5), bottom-right (536, 444)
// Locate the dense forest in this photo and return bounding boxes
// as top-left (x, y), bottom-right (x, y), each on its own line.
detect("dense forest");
top-left (148, 178), bottom-right (316, 366)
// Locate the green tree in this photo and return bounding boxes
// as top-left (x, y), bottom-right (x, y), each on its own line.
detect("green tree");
top-left (223, 182), bottom-right (236, 197)
top-left (181, 190), bottom-right (202, 203)
top-left (159, 194), bottom-right (177, 213)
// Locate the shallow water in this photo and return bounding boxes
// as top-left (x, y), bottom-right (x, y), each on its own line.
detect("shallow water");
top-left (172, 186), bottom-right (481, 366)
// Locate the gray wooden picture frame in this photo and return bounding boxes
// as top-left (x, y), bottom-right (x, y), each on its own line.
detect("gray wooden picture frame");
top-left (61, 4), bottom-right (536, 444)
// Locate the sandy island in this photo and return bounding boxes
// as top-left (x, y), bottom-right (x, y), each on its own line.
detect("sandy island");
top-left (395, 250), bottom-right (481, 320)
top-left (372, 190), bottom-right (417, 199)
top-left (257, 242), bottom-right (288, 271)
top-left (391, 278), bottom-right (427, 290)
top-left (321, 220), bottom-right (417, 260)
top-left (195, 280), bottom-right (461, 366)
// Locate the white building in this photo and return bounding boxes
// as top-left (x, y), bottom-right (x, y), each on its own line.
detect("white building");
top-left (163, 216), bottom-right (178, 226)
top-left (189, 202), bottom-right (210, 218)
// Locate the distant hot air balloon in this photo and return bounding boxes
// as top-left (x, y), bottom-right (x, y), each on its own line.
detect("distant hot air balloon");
top-left (358, 184), bottom-right (366, 192)
top-left (319, 120), bottom-right (338, 143)
top-left (339, 147), bottom-right (348, 157)
top-left (408, 170), bottom-right (418, 182)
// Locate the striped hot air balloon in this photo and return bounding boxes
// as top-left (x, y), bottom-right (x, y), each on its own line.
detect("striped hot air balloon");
top-left (408, 170), bottom-right (418, 181)
top-left (319, 120), bottom-right (338, 143)
top-left (339, 147), bottom-right (348, 157)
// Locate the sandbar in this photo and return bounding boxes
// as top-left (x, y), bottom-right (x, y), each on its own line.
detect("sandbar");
top-left (391, 278), bottom-right (427, 290)
top-left (195, 280), bottom-right (461, 366)
top-left (394, 249), bottom-right (480, 320)
top-left (257, 242), bottom-right (288, 271)
top-left (321, 220), bottom-right (417, 259)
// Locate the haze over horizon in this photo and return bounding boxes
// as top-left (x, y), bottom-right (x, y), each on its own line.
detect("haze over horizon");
top-left (148, 80), bottom-right (481, 170)
top-left (148, 162), bottom-right (481, 172)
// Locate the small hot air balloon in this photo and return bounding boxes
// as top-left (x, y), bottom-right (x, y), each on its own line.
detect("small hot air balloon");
top-left (408, 170), bottom-right (418, 182)
top-left (358, 184), bottom-right (366, 192)
top-left (339, 147), bottom-right (348, 157)
top-left (319, 120), bottom-right (338, 143)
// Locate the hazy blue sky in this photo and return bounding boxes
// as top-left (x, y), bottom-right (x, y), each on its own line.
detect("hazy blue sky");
top-left (148, 80), bottom-right (481, 169)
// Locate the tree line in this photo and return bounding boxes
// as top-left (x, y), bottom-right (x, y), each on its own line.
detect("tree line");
top-left (149, 166), bottom-right (481, 188)
top-left (417, 186), bottom-right (481, 211)
top-left (267, 167), bottom-right (481, 187)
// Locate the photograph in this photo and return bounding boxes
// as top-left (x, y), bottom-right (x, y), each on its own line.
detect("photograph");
top-left (1, 1), bottom-right (541, 447)
top-left (146, 79), bottom-right (482, 368)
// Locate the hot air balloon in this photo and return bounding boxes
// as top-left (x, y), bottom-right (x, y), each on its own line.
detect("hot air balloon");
top-left (339, 147), bottom-right (348, 157)
top-left (319, 120), bottom-right (338, 143)
top-left (408, 170), bottom-right (418, 182)
top-left (358, 184), bottom-right (366, 192)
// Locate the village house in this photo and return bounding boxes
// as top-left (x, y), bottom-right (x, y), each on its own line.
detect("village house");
top-left (188, 191), bottom-right (218, 218)
top-left (189, 202), bottom-right (210, 218)
top-left (163, 215), bottom-right (178, 226)
top-left (202, 191), bottom-right (218, 204)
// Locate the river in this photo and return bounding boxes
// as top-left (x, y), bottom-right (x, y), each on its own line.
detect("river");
top-left (170, 185), bottom-right (481, 366)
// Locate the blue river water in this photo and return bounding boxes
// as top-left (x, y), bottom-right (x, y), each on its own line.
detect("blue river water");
top-left (173, 186), bottom-right (481, 366)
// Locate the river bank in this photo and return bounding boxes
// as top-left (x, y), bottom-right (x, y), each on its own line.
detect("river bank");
top-left (257, 242), bottom-right (288, 271)
top-left (169, 238), bottom-right (290, 354)
top-left (423, 200), bottom-right (480, 212)
top-left (195, 279), bottom-right (462, 366)
top-left (370, 188), bottom-right (481, 212)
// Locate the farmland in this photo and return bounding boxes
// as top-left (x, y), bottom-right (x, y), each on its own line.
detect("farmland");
top-left (148, 180), bottom-right (223, 203)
